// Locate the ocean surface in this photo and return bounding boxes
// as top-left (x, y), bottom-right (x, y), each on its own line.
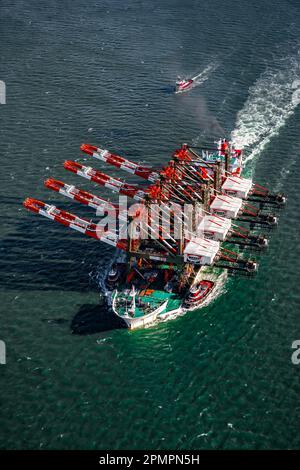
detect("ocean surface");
top-left (1, 0), bottom-right (300, 450)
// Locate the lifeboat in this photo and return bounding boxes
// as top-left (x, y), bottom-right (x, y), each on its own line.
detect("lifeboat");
top-left (175, 78), bottom-right (193, 93)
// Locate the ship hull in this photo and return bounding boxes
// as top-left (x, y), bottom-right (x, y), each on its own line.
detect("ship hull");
top-left (112, 296), bottom-right (182, 329)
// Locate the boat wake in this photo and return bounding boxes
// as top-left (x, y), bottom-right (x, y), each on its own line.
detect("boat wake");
top-left (177, 63), bottom-right (218, 93)
top-left (231, 53), bottom-right (300, 166)
top-left (192, 63), bottom-right (218, 86)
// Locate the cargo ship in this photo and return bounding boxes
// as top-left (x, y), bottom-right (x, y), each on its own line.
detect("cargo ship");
top-left (23, 139), bottom-right (285, 329)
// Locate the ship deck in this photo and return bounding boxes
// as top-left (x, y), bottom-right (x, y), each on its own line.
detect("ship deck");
top-left (115, 289), bottom-right (182, 319)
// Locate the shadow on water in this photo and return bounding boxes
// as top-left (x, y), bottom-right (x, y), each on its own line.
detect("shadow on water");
top-left (159, 86), bottom-right (176, 94)
top-left (0, 197), bottom-right (111, 293)
top-left (71, 301), bottom-right (126, 334)
top-left (1, 196), bottom-right (128, 333)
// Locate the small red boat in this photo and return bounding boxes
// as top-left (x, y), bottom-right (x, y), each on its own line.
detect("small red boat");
top-left (184, 280), bottom-right (214, 306)
top-left (175, 78), bottom-right (194, 93)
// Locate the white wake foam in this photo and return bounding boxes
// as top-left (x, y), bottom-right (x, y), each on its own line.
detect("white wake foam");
top-left (191, 63), bottom-right (218, 87)
top-left (231, 54), bottom-right (300, 165)
top-left (90, 258), bottom-right (114, 305)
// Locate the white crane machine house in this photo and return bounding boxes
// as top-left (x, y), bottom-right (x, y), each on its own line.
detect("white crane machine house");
top-left (221, 176), bottom-right (253, 199)
top-left (184, 238), bottom-right (220, 265)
